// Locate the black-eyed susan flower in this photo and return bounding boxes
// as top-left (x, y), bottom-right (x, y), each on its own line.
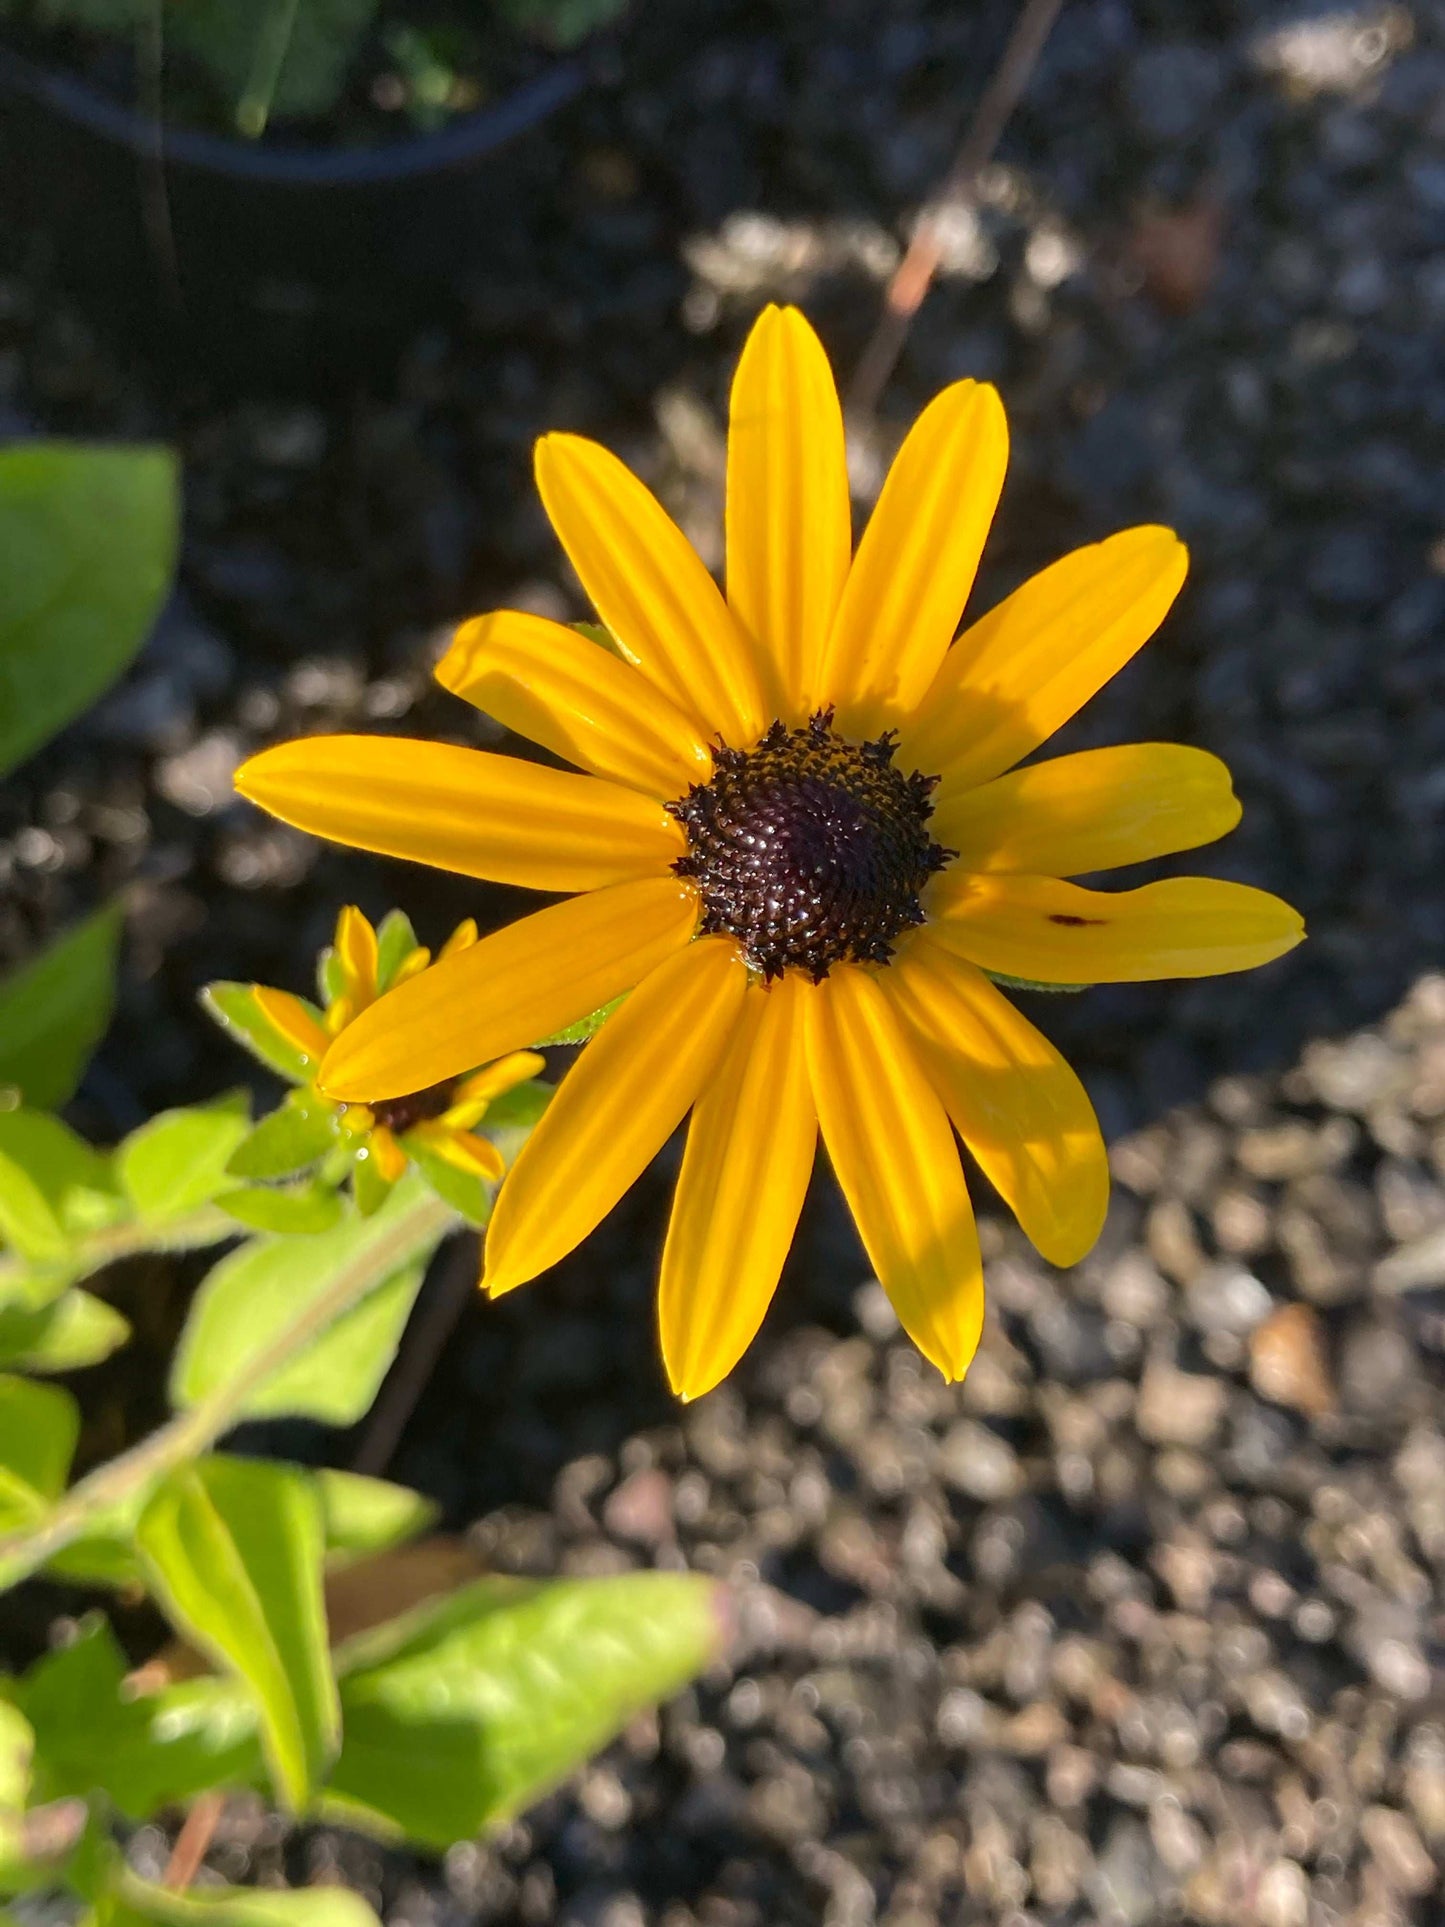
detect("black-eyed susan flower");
top-left (204, 905), bottom-right (543, 1224)
top-left (234, 305), bottom-right (1302, 1397)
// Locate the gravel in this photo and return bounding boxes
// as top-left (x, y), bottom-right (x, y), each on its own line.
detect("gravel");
top-left (1, 0), bottom-right (1442, 1919)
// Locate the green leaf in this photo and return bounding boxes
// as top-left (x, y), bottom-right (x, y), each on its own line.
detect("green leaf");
top-left (983, 971), bottom-right (1092, 994)
top-left (350, 1144), bottom-right (396, 1219)
top-left (0, 1705), bottom-right (30, 1817)
top-left (216, 1183), bottom-right (343, 1235)
top-left (532, 996), bottom-right (627, 1047)
top-left (373, 911), bottom-right (419, 994)
top-left (403, 1139), bottom-right (492, 1228)
top-left (571, 619), bottom-right (626, 657)
top-left (0, 1376), bottom-right (78, 1531)
top-left (330, 1572), bottom-right (722, 1846)
top-left (167, 0), bottom-right (380, 124)
top-left (0, 1290), bottom-right (129, 1373)
top-left (478, 1079), bottom-right (552, 1132)
top-left (135, 1457), bottom-right (338, 1812)
top-left (117, 1096), bottom-right (251, 1225)
top-left (199, 983), bottom-right (314, 1084)
top-left (20, 1618), bottom-right (263, 1819)
top-left (170, 1180), bottom-right (445, 1424)
top-left (226, 1095), bottom-right (338, 1182)
top-left (0, 905), bottom-right (122, 1110)
top-left (0, 1112), bottom-right (116, 1267)
top-left (0, 443), bottom-right (178, 776)
top-left (105, 1871), bottom-right (380, 1927)
top-left (315, 1470), bottom-right (437, 1563)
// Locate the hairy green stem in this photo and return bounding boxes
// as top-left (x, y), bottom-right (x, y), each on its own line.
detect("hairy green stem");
top-left (0, 1191), bottom-right (455, 1589)
top-left (0, 1203), bottom-right (239, 1303)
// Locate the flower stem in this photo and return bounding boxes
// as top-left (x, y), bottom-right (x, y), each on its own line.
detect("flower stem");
top-left (0, 1190), bottom-right (455, 1589)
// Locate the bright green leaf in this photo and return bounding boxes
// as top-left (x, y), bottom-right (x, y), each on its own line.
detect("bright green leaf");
top-left (216, 1183), bottom-right (343, 1236)
top-left (227, 1096), bottom-right (337, 1182)
top-left (0, 905), bottom-right (122, 1110)
top-left (403, 1139), bottom-right (492, 1228)
top-left (532, 997), bottom-right (626, 1048)
top-left (330, 1572), bottom-right (722, 1846)
top-left (135, 1457), bottom-right (338, 1812)
top-left (350, 1145), bottom-right (396, 1219)
top-left (0, 1376), bottom-right (78, 1532)
top-left (0, 1290), bottom-right (130, 1373)
top-left (374, 911), bottom-right (419, 994)
top-left (983, 971), bottom-right (1091, 994)
top-left (106, 1872), bottom-right (379, 1927)
top-left (199, 983), bottom-right (314, 1084)
top-left (315, 1470), bottom-right (437, 1563)
top-left (117, 1096), bottom-right (251, 1225)
top-left (0, 1112), bottom-right (115, 1267)
top-left (20, 1617), bottom-right (263, 1818)
top-left (170, 1179), bottom-right (446, 1424)
top-left (0, 1704), bottom-right (31, 1815)
top-left (0, 444), bottom-right (178, 775)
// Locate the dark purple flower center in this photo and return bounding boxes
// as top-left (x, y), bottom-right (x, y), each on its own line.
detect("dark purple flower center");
top-left (668, 710), bottom-right (951, 981)
top-left (369, 1079), bottom-right (456, 1134)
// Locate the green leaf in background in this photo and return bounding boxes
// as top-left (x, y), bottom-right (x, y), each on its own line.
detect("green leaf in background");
top-left (199, 983), bottom-right (314, 1084)
top-left (0, 1700), bottom-right (35, 1892)
top-left (168, 0), bottom-right (380, 129)
top-left (20, 1618), bottom-right (263, 1820)
top-left (216, 1182), bottom-right (343, 1235)
top-left (403, 1138), bottom-right (492, 1228)
top-left (532, 996), bottom-right (627, 1048)
top-left (102, 1870), bottom-right (380, 1927)
top-left (373, 910), bottom-right (420, 994)
top-left (135, 1457), bottom-right (338, 1812)
top-left (0, 445), bottom-right (178, 777)
top-left (0, 905), bottom-right (122, 1110)
top-left (330, 1572), bottom-right (723, 1847)
top-left (117, 1096), bottom-right (251, 1226)
top-left (0, 1112), bottom-right (117, 1271)
top-left (0, 1291), bottom-right (130, 1373)
top-left (315, 1470), bottom-right (437, 1564)
top-left (226, 1095), bottom-right (337, 1183)
top-left (170, 1180), bottom-right (444, 1424)
top-left (0, 1376), bottom-right (78, 1533)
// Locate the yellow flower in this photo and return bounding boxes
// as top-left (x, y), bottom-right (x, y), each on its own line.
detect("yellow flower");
top-left (235, 305), bottom-right (1302, 1396)
top-left (221, 904), bottom-right (543, 1218)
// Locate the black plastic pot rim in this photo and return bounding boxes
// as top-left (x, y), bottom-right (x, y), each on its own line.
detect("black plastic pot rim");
top-left (0, 40), bottom-right (586, 186)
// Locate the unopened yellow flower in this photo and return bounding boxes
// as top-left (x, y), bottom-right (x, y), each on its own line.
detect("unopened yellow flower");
top-left (217, 904), bottom-right (542, 1218)
top-left (236, 305), bottom-right (1302, 1396)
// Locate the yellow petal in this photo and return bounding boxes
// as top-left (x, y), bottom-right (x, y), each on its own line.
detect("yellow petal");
top-left (235, 736), bottom-right (683, 892)
top-left (321, 876), bottom-right (699, 1101)
top-left (535, 433), bottom-right (768, 749)
top-left (408, 1122), bottom-right (506, 1184)
top-left (437, 609), bottom-right (712, 798)
top-left (805, 966), bottom-right (984, 1381)
top-left (252, 986), bottom-right (331, 1066)
top-left (659, 975), bottom-right (817, 1401)
top-left (483, 937), bottom-right (748, 1297)
top-left (927, 872), bottom-right (1306, 982)
top-left (902, 526), bottom-right (1188, 790)
top-left (883, 937), bottom-right (1107, 1267)
top-left (725, 305), bottom-right (852, 723)
top-left (390, 947), bottom-right (431, 988)
top-left (820, 380), bottom-right (1007, 735)
top-left (367, 1125), bottom-right (408, 1184)
top-left (932, 743), bottom-right (1242, 876)
top-left (334, 905), bottom-right (378, 1010)
top-left (448, 1051), bottom-right (547, 1115)
top-left (439, 919), bottom-right (478, 959)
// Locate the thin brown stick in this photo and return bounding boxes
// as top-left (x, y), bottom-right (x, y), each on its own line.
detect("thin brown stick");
top-left (163, 1790), bottom-right (226, 1891)
top-left (352, 1231), bottom-right (479, 1477)
top-left (849, 0), bottom-right (1066, 417)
